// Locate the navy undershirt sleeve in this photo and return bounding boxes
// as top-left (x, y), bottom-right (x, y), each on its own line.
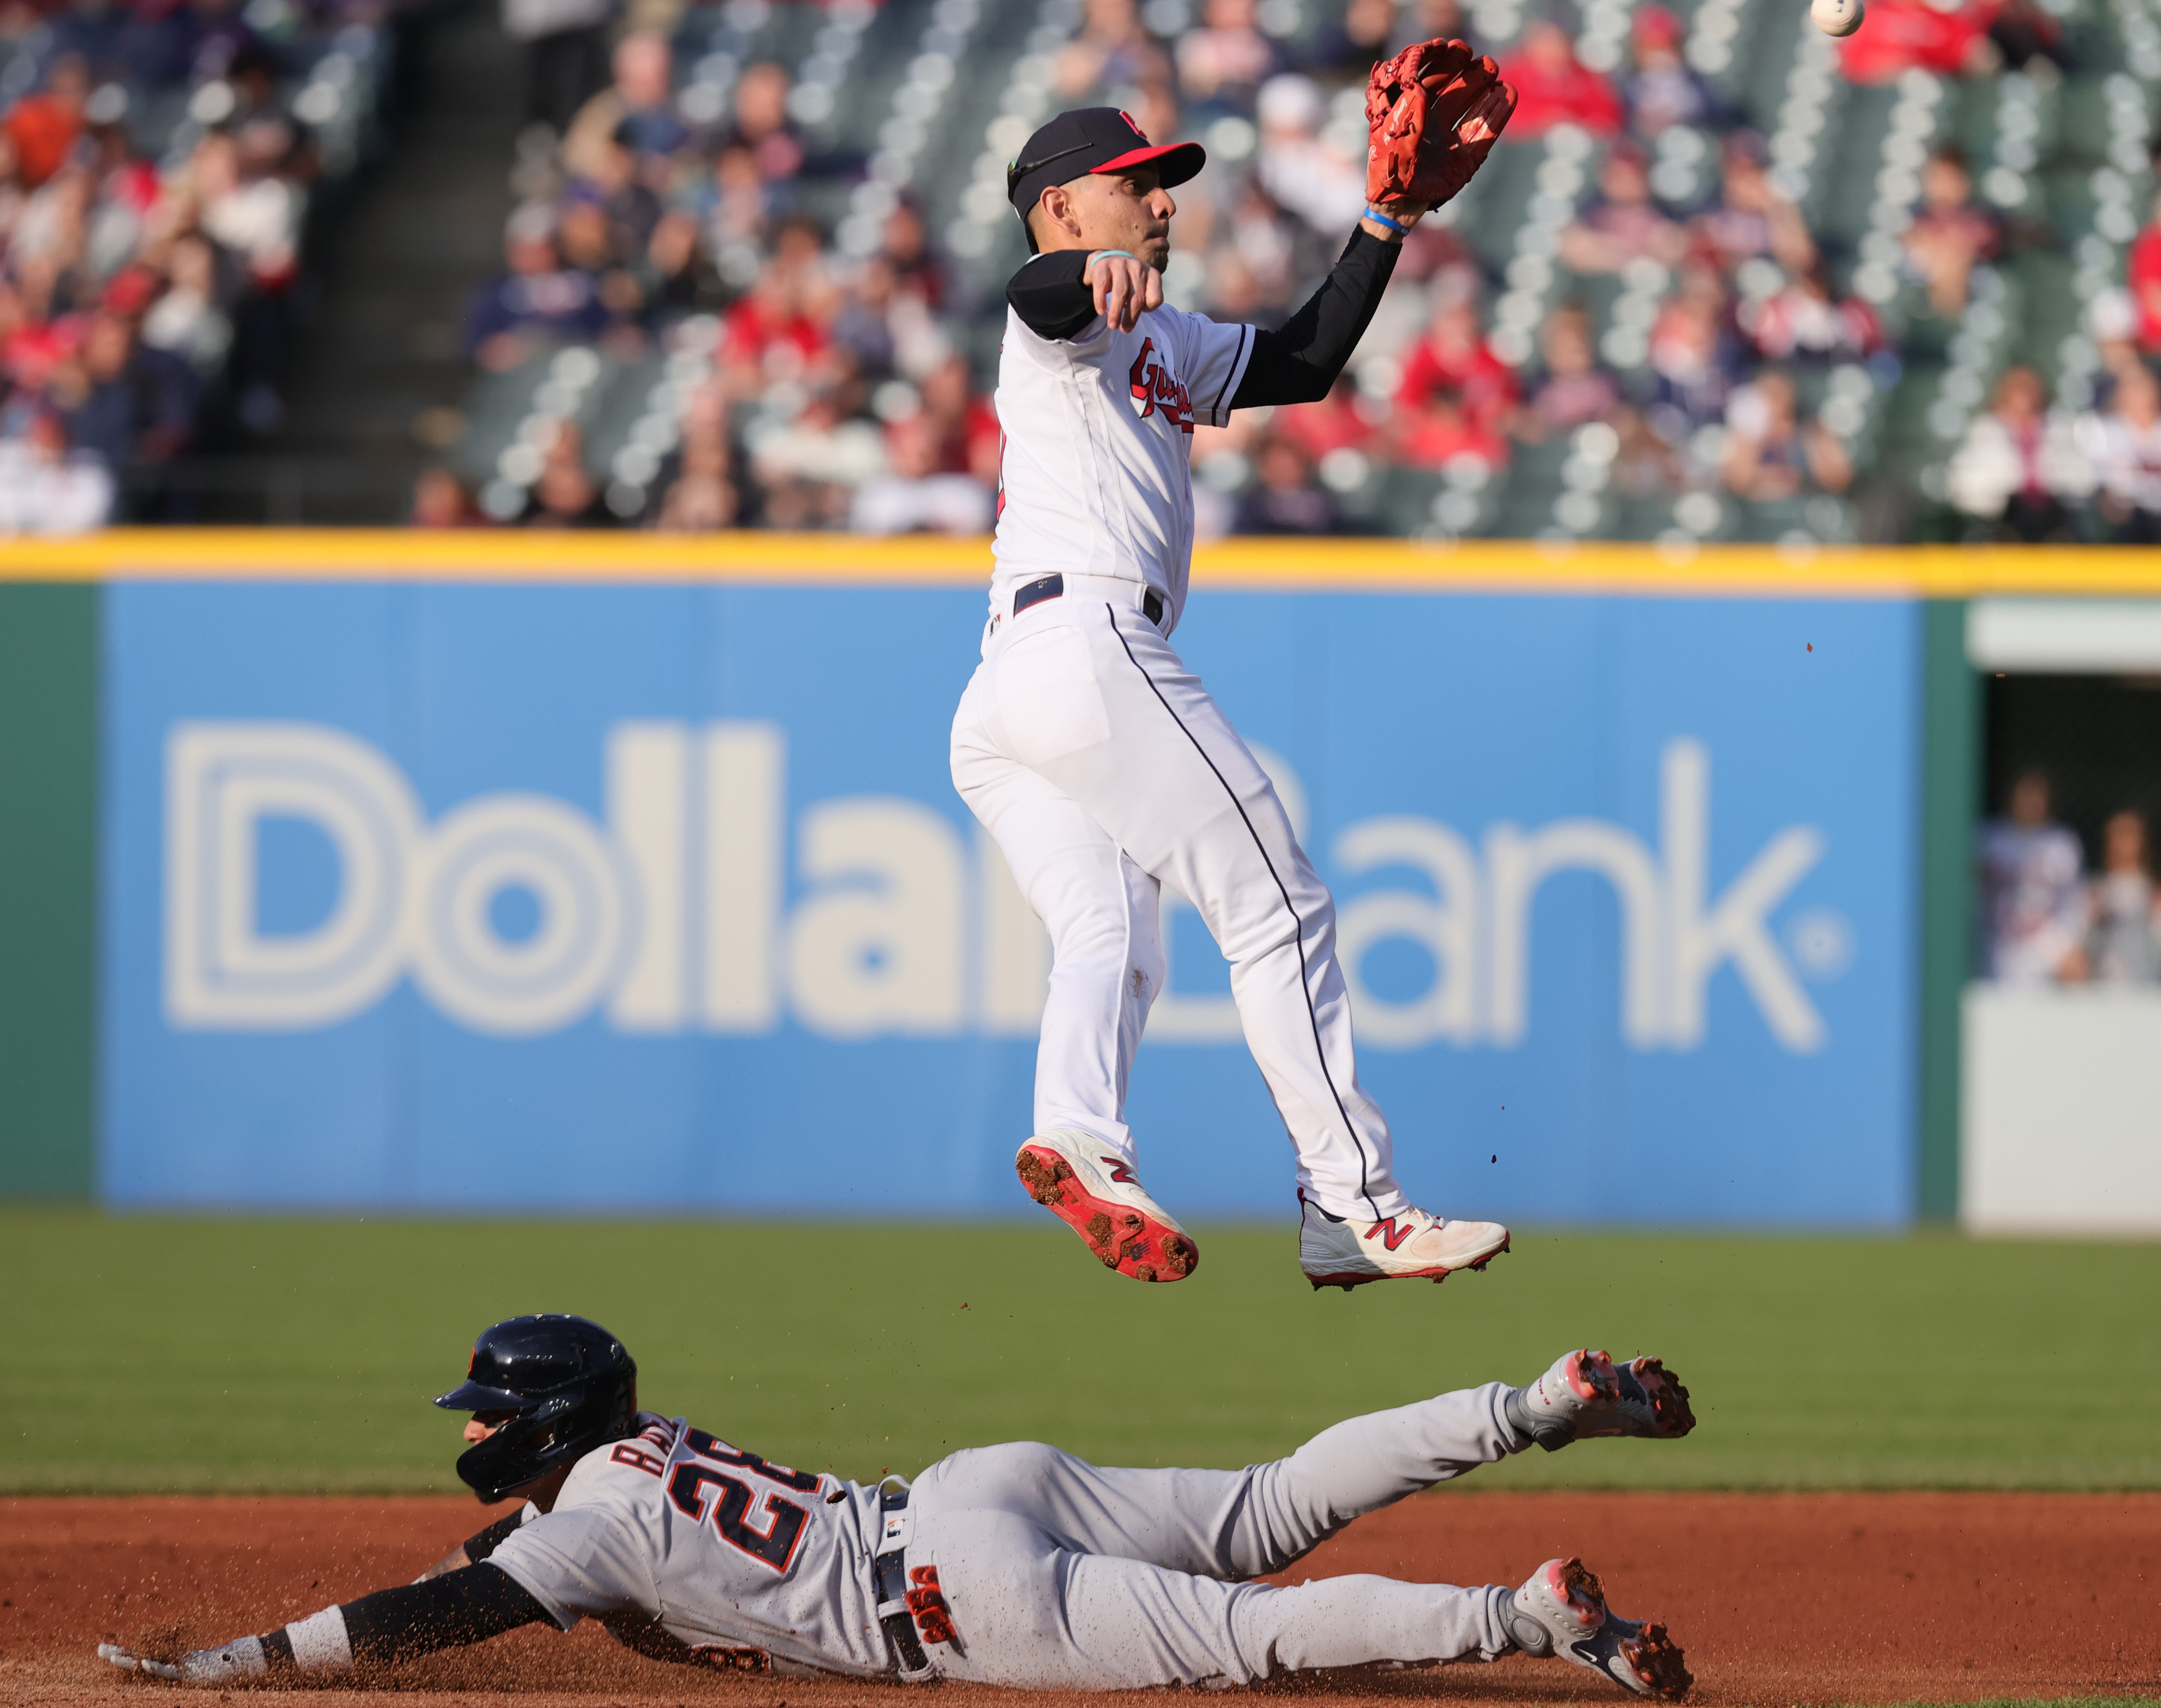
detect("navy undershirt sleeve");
top-left (1006, 250), bottom-right (1095, 339)
top-left (331, 1563), bottom-right (550, 1664)
top-left (1230, 229), bottom-right (1401, 409)
top-left (462, 1508), bottom-right (530, 1564)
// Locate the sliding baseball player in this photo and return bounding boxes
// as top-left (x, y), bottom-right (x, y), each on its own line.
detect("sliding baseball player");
top-left (952, 45), bottom-right (1518, 1287)
top-left (100, 1313), bottom-right (1696, 1696)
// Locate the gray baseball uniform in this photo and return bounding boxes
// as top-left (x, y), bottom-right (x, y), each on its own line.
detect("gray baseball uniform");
top-left (485, 1384), bottom-right (1531, 1686)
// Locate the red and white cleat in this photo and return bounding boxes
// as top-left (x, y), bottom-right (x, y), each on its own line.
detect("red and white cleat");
top-left (1507, 1557), bottom-right (1693, 1701)
top-left (1015, 1130), bottom-right (1198, 1283)
top-left (1517, 1348), bottom-right (1697, 1445)
top-left (1297, 1194), bottom-right (1509, 1289)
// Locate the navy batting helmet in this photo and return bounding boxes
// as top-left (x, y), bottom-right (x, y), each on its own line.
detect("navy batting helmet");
top-left (434, 1314), bottom-right (638, 1502)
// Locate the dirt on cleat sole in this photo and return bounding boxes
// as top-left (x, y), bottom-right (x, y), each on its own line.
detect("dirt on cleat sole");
top-left (1619, 1622), bottom-right (1693, 1701)
top-left (1015, 1145), bottom-right (1197, 1283)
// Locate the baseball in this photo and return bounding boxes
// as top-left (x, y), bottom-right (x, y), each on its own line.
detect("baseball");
top-left (1812, 0), bottom-right (1864, 35)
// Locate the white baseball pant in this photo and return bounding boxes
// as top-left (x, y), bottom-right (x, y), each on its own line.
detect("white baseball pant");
top-left (904, 1381), bottom-right (1529, 1687)
top-left (949, 581), bottom-right (1409, 1221)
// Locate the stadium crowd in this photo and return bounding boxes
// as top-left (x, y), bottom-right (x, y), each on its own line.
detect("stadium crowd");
top-left (407, 0), bottom-right (2161, 539)
top-left (0, 0), bottom-right (395, 529)
top-left (3, 0), bottom-right (2156, 536)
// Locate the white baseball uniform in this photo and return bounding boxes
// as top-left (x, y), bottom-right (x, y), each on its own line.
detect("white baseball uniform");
top-left (484, 1390), bottom-right (1535, 1686)
top-left (950, 282), bottom-right (1411, 1222)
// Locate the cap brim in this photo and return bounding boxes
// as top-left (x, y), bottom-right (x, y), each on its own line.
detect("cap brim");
top-left (1091, 140), bottom-right (1206, 187)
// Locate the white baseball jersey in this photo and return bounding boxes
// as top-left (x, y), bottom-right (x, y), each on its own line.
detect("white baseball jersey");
top-left (486, 1413), bottom-right (890, 1677)
top-left (990, 290), bottom-right (1255, 632)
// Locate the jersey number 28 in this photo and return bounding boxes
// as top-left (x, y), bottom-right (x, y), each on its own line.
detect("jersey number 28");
top-left (662, 1428), bottom-right (817, 1574)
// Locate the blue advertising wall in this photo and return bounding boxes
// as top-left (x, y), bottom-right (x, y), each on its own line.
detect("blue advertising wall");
top-left (103, 580), bottom-right (1918, 1224)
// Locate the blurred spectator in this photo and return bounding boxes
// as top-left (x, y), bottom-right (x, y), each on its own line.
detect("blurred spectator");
top-left (519, 420), bottom-right (615, 526)
top-left (139, 235), bottom-right (232, 375)
top-left (879, 200), bottom-right (949, 316)
top-left (1392, 284), bottom-right (1515, 466)
top-left (851, 411), bottom-right (993, 534)
top-left (1946, 366), bottom-right (2093, 541)
top-left (641, 208), bottom-right (728, 324)
top-left (1308, 0), bottom-right (1398, 85)
top-left (1558, 141), bottom-right (1686, 274)
top-left (2087, 362), bottom-right (2161, 544)
top-left (1177, 0), bottom-right (1279, 120)
top-left (747, 384), bottom-right (885, 528)
top-left (411, 466), bottom-right (479, 527)
top-left (1902, 147), bottom-right (1998, 320)
top-left (1692, 133), bottom-right (1815, 276)
top-left (54, 308), bottom-right (194, 472)
top-left (2088, 810), bottom-right (2161, 984)
top-left (1720, 369), bottom-right (1851, 499)
top-left (1622, 7), bottom-right (1724, 139)
top-left (1503, 21), bottom-right (1623, 140)
top-left (719, 63), bottom-right (806, 189)
top-left (468, 203), bottom-right (611, 371)
top-left (1987, 0), bottom-right (2065, 70)
top-left (720, 221), bottom-right (836, 398)
top-left (1235, 434), bottom-right (1343, 533)
top-left (0, 407), bottom-right (113, 533)
top-left (1055, 0), bottom-right (1172, 100)
top-left (918, 350), bottom-right (1002, 482)
top-left (1980, 770), bottom-right (2089, 984)
top-left (1515, 307), bottom-right (1620, 442)
top-left (1277, 371), bottom-right (1382, 464)
top-left (1839, 0), bottom-right (1994, 82)
top-left (1256, 74), bottom-right (1365, 238)
top-left (503, 0), bottom-right (616, 137)
top-left (3, 52), bottom-right (87, 188)
top-left (1645, 265), bottom-right (1742, 446)
top-left (1743, 260), bottom-right (1882, 365)
top-left (564, 31), bottom-right (687, 182)
top-left (654, 389), bottom-right (739, 530)
top-left (1392, 0), bottom-right (1469, 50)
top-left (2126, 191), bottom-right (2161, 355)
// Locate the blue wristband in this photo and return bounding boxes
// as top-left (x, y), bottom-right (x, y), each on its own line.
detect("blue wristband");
top-left (1088, 249), bottom-right (1139, 266)
top-left (1363, 206), bottom-right (1410, 234)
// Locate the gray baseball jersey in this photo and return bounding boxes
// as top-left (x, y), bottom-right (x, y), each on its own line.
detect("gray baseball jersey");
top-left (485, 1388), bottom-right (1536, 1687)
top-left (486, 1413), bottom-right (891, 1676)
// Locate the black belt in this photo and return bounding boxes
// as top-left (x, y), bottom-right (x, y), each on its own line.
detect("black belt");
top-left (874, 1487), bottom-right (928, 1675)
top-left (1012, 574), bottom-right (1164, 627)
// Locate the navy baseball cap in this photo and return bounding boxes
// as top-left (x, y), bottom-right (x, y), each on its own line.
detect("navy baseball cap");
top-left (1006, 107), bottom-right (1206, 227)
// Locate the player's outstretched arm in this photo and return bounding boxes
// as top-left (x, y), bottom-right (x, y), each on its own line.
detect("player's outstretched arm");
top-left (1231, 36), bottom-right (1514, 410)
top-left (97, 1562), bottom-right (550, 1684)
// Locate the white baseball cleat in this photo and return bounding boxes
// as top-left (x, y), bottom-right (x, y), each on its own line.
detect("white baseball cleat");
top-left (1515, 1348), bottom-right (1697, 1446)
top-left (1297, 1193), bottom-right (1509, 1289)
top-left (1015, 1129), bottom-right (1198, 1282)
top-left (1506, 1557), bottom-right (1693, 1700)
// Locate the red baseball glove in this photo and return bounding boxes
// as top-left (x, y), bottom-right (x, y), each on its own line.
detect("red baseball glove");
top-left (1365, 38), bottom-right (1517, 211)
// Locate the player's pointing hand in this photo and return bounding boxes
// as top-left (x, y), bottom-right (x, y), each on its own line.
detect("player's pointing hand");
top-left (1087, 250), bottom-right (1162, 333)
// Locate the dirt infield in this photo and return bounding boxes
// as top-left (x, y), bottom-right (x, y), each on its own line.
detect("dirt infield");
top-left (3, 1493), bottom-right (2156, 1707)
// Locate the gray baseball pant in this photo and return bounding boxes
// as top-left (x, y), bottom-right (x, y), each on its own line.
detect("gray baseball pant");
top-left (904, 1380), bottom-right (1531, 1688)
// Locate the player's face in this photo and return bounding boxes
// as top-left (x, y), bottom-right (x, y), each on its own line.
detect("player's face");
top-left (464, 1409), bottom-right (514, 1444)
top-left (1074, 167), bottom-right (1176, 269)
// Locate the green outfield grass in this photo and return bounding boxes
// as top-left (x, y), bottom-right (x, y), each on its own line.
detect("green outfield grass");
top-left (3, 1212), bottom-right (2156, 1494)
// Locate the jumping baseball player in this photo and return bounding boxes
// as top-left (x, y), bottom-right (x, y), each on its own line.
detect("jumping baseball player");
top-left (951, 44), bottom-right (1519, 1290)
top-left (99, 1313), bottom-right (1696, 1697)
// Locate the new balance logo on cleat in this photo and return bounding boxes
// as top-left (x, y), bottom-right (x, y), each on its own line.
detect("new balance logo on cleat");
top-left (1104, 1158), bottom-right (1137, 1184)
top-left (1298, 1195), bottom-right (1511, 1289)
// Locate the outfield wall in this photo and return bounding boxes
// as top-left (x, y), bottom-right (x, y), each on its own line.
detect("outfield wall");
top-left (6, 534), bottom-right (2157, 1225)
